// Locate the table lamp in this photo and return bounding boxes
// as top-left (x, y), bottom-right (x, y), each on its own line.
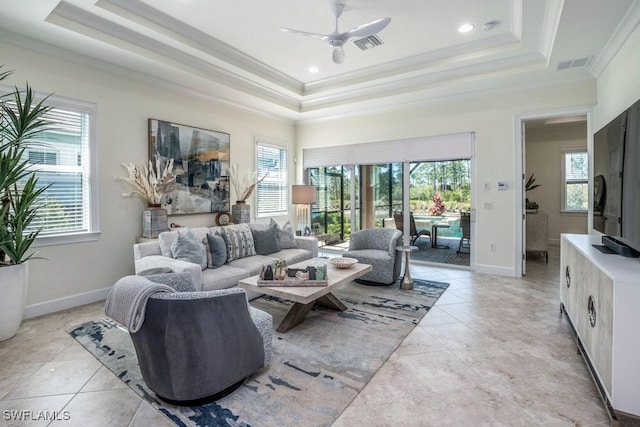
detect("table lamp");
top-left (291, 185), bottom-right (316, 235)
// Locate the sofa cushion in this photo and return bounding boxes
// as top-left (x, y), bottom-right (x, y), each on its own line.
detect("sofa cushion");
top-left (201, 265), bottom-right (251, 291)
top-left (221, 223), bottom-right (256, 262)
top-left (228, 254), bottom-right (281, 276)
top-left (250, 221), bottom-right (281, 255)
top-left (171, 231), bottom-right (207, 270)
top-left (205, 232), bottom-right (227, 269)
top-left (272, 248), bottom-right (313, 266)
top-left (273, 219), bottom-right (297, 249)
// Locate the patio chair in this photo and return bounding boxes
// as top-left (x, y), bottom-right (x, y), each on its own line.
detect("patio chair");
top-left (457, 211), bottom-right (471, 253)
top-left (393, 213), bottom-right (431, 245)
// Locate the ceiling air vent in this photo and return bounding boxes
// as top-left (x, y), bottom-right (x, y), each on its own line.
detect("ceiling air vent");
top-left (353, 35), bottom-right (383, 51)
top-left (555, 56), bottom-right (593, 71)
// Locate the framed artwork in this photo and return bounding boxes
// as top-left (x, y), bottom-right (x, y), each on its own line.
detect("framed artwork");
top-left (149, 119), bottom-right (230, 215)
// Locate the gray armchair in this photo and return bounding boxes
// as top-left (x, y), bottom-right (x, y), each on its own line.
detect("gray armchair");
top-left (106, 274), bottom-right (272, 404)
top-left (343, 228), bottom-right (403, 285)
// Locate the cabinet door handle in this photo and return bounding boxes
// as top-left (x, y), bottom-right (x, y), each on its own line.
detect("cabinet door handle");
top-left (587, 295), bottom-right (597, 327)
top-left (565, 265), bottom-right (571, 288)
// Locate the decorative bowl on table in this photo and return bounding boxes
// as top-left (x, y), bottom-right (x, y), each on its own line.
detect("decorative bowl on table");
top-left (330, 257), bottom-right (358, 269)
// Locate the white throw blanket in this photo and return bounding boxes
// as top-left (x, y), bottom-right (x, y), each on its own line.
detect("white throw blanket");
top-left (105, 276), bottom-right (174, 333)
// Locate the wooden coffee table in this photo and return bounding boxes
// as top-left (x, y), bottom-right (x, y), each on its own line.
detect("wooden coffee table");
top-left (238, 258), bottom-right (372, 333)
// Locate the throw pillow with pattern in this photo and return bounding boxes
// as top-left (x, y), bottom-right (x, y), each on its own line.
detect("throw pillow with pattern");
top-left (220, 224), bottom-right (256, 262)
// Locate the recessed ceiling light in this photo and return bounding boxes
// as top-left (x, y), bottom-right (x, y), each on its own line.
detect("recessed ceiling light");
top-left (309, 66), bottom-right (319, 73)
top-left (458, 24), bottom-right (475, 33)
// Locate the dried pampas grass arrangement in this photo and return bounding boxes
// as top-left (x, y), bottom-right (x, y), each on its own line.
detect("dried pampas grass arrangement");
top-left (229, 163), bottom-right (267, 202)
top-left (116, 157), bottom-right (175, 205)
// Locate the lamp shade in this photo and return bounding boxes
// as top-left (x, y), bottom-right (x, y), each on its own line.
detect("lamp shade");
top-left (291, 185), bottom-right (316, 204)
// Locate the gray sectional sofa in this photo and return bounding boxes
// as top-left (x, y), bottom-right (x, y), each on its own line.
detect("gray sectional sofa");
top-left (134, 222), bottom-right (318, 300)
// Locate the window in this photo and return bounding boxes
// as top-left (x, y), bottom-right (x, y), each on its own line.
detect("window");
top-left (256, 140), bottom-right (288, 217)
top-left (9, 94), bottom-right (99, 245)
top-left (562, 149), bottom-right (588, 212)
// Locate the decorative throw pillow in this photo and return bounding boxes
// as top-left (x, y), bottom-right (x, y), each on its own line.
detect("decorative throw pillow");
top-left (273, 218), bottom-right (298, 249)
top-left (206, 232), bottom-right (227, 268)
top-left (251, 221), bottom-right (281, 255)
top-left (158, 230), bottom-right (179, 257)
top-left (220, 224), bottom-right (256, 262)
top-left (171, 231), bottom-right (207, 270)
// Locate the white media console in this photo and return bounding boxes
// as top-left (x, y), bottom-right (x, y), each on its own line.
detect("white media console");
top-left (560, 234), bottom-right (640, 418)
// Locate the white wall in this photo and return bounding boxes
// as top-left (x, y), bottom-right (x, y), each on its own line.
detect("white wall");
top-left (525, 123), bottom-right (588, 244)
top-left (296, 81), bottom-right (597, 276)
top-left (597, 24), bottom-right (640, 129)
top-left (1, 42), bottom-right (295, 314)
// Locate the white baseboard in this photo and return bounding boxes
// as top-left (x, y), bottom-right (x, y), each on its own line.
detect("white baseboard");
top-left (24, 287), bottom-right (111, 319)
top-left (474, 263), bottom-right (517, 277)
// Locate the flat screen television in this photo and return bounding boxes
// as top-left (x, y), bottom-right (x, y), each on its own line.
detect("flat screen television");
top-left (593, 98), bottom-right (640, 256)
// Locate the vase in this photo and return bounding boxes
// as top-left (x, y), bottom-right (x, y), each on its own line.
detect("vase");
top-left (232, 201), bottom-right (250, 224)
top-left (142, 204), bottom-right (168, 238)
top-left (0, 262), bottom-right (28, 341)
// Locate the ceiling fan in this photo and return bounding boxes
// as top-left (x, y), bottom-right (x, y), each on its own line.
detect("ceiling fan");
top-left (280, 1), bottom-right (391, 64)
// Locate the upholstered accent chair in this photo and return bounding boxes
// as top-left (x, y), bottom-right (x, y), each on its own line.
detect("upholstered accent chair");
top-left (343, 228), bottom-right (403, 285)
top-left (109, 273), bottom-right (272, 404)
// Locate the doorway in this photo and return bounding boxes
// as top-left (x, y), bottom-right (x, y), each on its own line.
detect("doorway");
top-left (516, 108), bottom-right (593, 276)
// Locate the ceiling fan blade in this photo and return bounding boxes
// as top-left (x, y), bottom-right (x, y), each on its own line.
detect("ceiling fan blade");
top-left (332, 46), bottom-right (345, 64)
top-left (340, 17), bottom-right (391, 40)
top-left (280, 27), bottom-right (328, 39)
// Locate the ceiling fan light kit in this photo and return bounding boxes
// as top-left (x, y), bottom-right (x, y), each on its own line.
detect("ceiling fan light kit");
top-left (280, 1), bottom-right (391, 64)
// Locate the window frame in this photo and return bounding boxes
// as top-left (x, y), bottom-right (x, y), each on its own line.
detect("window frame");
top-left (255, 138), bottom-right (289, 218)
top-left (25, 93), bottom-right (100, 247)
top-left (560, 148), bottom-right (588, 213)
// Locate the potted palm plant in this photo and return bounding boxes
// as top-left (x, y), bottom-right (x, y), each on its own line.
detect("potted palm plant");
top-left (525, 172), bottom-right (541, 212)
top-left (0, 67), bottom-right (52, 341)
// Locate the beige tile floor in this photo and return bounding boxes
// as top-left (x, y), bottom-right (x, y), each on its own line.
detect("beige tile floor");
top-left (0, 246), bottom-right (634, 426)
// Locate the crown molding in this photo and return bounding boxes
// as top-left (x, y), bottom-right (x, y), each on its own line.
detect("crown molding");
top-left (538, 0), bottom-right (564, 64)
top-left (590, 0), bottom-right (640, 77)
top-left (95, 0), bottom-right (304, 93)
top-left (303, 32), bottom-right (521, 95)
top-left (47, 1), bottom-right (302, 112)
top-left (0, 29), bottom-right (298, 124)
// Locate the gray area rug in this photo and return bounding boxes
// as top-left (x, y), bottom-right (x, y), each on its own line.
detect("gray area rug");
top-left (69, 278), bottom-right (448, 427)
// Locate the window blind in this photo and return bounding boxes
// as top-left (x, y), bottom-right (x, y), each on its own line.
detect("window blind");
top-left (303, 132), bottom-right (473, 168)
top-left (256, 141), bottom-right (288, 217)
top-left (18, 105), bottom-right (92, 235)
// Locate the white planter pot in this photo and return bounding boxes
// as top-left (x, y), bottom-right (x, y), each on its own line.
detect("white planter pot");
top-left (0, 262), bottom-right (29, 341)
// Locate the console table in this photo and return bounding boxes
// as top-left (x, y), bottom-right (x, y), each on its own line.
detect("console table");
top-left (560, 234), bottom-right (640, 419)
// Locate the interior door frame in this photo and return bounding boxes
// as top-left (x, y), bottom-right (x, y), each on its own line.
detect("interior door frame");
top-left (514, 105), bottom-right (596, 277)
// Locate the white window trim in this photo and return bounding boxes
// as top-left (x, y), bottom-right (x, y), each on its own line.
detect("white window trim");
top-left (26, 92), bottom-right (100, 246)
top-left (255, 138), bottom-right (289, 218)
top-left (561, 148), bottom-right (588, 213)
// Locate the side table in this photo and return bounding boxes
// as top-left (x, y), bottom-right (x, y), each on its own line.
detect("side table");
top-left (396, 245), bottom-right (418, 290)
top-left (431, 223), bottom-right (451, 249)
top-left (313, 233), bottom-right (330, 257)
